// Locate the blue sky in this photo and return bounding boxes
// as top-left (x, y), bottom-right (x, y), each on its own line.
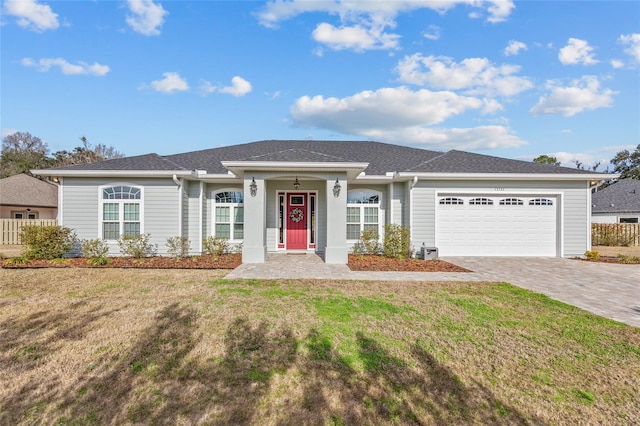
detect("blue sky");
top-left (2, 0), bottom-right (639, 170)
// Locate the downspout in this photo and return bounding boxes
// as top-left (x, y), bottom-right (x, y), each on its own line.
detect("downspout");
top-left (199, 180), bottom-right (204, 254)
top-left (173, 174), bottom-right (183, 238)
top-left (409, 176), bottom-right (418, 246)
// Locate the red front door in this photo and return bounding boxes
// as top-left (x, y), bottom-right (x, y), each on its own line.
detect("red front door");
top-left (286, 193), bottom-right (307, 249)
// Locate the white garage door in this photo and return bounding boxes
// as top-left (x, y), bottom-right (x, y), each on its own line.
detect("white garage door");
top-left (436, 195), bottom-right (557, 256)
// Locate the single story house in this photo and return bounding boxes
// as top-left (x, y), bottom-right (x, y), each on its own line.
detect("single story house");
top-left (592, 178), bottom-right (640, 224)
top-left (0, 173), bottom-right (58, 219)
top-left (33, 140), bottom-right (614, 263)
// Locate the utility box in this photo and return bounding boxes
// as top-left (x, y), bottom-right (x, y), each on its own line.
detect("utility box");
top-left (420, 244), bottom-right (438, 260)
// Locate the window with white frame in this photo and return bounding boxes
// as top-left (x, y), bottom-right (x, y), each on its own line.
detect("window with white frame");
top-left (529, 198), bottom-right (553, 206)
top-left (100, 185), bottom-right (142, 240)
top-left (213, 191), bottom-right (244, 240)
top-left (346, 190), bottom-right (381, 240)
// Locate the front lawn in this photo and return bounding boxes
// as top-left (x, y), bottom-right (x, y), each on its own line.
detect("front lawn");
top-left (1, 269), bottom-right (638, 425)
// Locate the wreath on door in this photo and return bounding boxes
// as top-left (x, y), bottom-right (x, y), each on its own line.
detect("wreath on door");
top-left (289, 208), bottom-right (304, 223)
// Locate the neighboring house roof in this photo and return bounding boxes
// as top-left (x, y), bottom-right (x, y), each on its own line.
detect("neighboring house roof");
top-left (592, 179), bottom-right (640, 214)
top-left (0, 173), bottom-right (58, 208)
top-left (36, 139), bottom-right (604, 177)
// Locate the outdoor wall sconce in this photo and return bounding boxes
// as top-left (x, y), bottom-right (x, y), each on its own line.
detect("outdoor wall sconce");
top-left (293, 176), bottom-right (300, 190)
top-left (249, 177), bottom-right (257, 197)
top-left (333, 178), bottom-right (341, 198)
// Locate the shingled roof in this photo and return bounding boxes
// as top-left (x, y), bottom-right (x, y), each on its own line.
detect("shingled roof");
top-left (0, 174), bottom-right (58, 207)
top-left (44, 140), bottom-right (596, 176)
top-left (592, 179), bottom-right (640, 213)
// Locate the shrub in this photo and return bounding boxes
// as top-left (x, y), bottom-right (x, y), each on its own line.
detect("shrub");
top-left (5, 256), bottom-right (28, 265)
top-left (81, 238), bottom-right (110, 265)
top-left (382, 224), bottom-right (411, 259)
top-left (166, 236), bottom-right (191, 258)
top-left (203, 236), bottom-right (229, 256)
top-left (584, 250), bottom-right (600, 260)
top-left (360, 228), bottom-right (380, 255)
top-left (117, 234), bottom-right (157, 258)
top-left (617, 254), bottom-right (640, 264)
top-left (20, 225), bottom-right (77, 260)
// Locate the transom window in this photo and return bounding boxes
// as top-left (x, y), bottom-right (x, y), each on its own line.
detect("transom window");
top-left (499, 198), bottom-right (524, 206)
top-left (347, 190), bottom-right (381, 240)
top-left (213, 191), bottom-right (244, 240)
top-left (469, 197), bottom-right (494, 205)
top-left (100, 185), bottom-right (142, 240)
top-left (529, 198), bottom-right (553, 206)
top-left (439, 197), bottom-right (464, 205)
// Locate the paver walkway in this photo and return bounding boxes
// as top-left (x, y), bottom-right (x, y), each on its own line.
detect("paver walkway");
top-left (226, 253), bottom-right (640, 327)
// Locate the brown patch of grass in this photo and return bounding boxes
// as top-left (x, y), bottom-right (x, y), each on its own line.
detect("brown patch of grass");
top-left (1, 270), bottom-right (638, 425)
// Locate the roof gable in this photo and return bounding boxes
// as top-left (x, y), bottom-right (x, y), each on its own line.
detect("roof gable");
top-left (0, 173), bottom-right (58, 207)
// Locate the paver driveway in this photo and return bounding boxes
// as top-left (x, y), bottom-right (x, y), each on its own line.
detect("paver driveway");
top-left (227, 254), bottom-right (640, 327)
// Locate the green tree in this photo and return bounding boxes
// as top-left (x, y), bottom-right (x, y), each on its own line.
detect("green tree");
top-left (610, 144), bottom-right (640, 179)
top-left (532, 154), bottom-right (560, 166)
top-left (0, 131), bottom-right (52, 177)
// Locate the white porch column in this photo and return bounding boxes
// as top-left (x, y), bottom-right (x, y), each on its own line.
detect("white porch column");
top-left (242, 175), bottom-right (267, 263)
top-left (324, 176), bottom-right (348, 264)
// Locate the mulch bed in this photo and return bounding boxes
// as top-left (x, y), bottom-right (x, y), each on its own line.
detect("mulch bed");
top-left (1, 254), bottom-right (242, 269)
top-left (348, 254), bottom-right (470, 272)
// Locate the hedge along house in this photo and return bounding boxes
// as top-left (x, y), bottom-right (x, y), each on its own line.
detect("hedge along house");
top-left (33, 140), bottom-right (614, 263)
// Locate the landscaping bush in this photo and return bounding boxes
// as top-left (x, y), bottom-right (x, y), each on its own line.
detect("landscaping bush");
top-left (117, 234), bottom-right (157, 258)
top-left (584, 250), bottom-right (600, 260)
top-left (383, 224), bottom-right (411, 259)
top-left (166, 236), bottom-right (191, 258)
top-left (20, 225), bottom-right (77, 260)
top-left (203, 236), bottom-right (229, 256)
top-left (360, 228), bottom-right (380, 255)
top-left (81, 238), bottom-right (110, 265)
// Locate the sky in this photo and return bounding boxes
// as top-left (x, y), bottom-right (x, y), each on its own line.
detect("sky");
top-left (1, 0), bottom-right (639, 171)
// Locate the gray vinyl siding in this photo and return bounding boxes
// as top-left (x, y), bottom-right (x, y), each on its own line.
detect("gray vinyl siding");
top-left (390, 182), bottom-right (407, 226)
top-left (184, 181), bottom-right (202, 254)
top-left (61, 177), bottom-right (180, 255)
top-left (410, 179), bottom-right (590, 257)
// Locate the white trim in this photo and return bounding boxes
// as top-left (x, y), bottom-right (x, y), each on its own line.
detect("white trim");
top-left (434, 191), bottom-right (563, 257)
top-left (58, 177), bottom-right (63, 224)
top-left (389, 182), bottom-right (394, 225)
top-left (211, 188), bottom-right (244, 242)
top-left (199, 181), bottom-right (204, 253)
top-left (396, 172), bottom-right (618, 181)
top-left (33, 169), bottom-right (192, 178)
top-left (98, 183), bottom-right (144, 240)
top-left (174, 175), bottom-right (183, 238)
top-left (274, 190), bottom-right (318, 252)
top-left (346, 188), bottom-right (383, 242)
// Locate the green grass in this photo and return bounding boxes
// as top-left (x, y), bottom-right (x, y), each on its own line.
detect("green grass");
top-left (0, 269), bottom-right (638, 425)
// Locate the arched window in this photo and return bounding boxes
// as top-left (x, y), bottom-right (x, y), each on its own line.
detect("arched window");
top-left (100, 184), bottom-right (143, 240)
top-left (499, 198), bottom-right (523, 206)
top-left (469, 197), bottom-right (494, 205)
top-left (439, 197), bottom-right (464, 205)
top-left (529, 198), bottom-right (553, 206)
top-left (346, 190), bottom-right (382, 240)
top-left (213, 190), bottom-right (244, 240)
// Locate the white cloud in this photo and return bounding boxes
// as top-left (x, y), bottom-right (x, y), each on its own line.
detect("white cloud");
top-left (21, 57), bottom-right (110, 76)
top-left (610, 59), bottom-right (625, 69)
top-left (219, 76), bottom-right (253, 97)
top-left (199, 80), bottom-right (216, 95)
top-left (2, 128), bottom-right (19, 138)
top-left (558, 38), bottom-right (598, 65)
top-left (3, 0), bottom-right (59, 32)
top-left (312, 22), bottom-right (400, 51)
top-left (126, 0), bottom-right (167, 36)
top-left (504, 40), bottom-right (527, 56)
top-left (529, 76), bottom-right (616, 117)
top-left (422, 25), bottom-right (440, 41)
top-left (143, 72), bottom-right (189, 93)
top-left (619, 33), bottom-right (640, 63)
top-left (395, 54), bottom-right (533, 97)
top-left (291, 87), bottom-right (485, 135)
top-left (257, 1), bottom-right (513, 51)
top-left (547, 151), bottom-right (611, 170)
